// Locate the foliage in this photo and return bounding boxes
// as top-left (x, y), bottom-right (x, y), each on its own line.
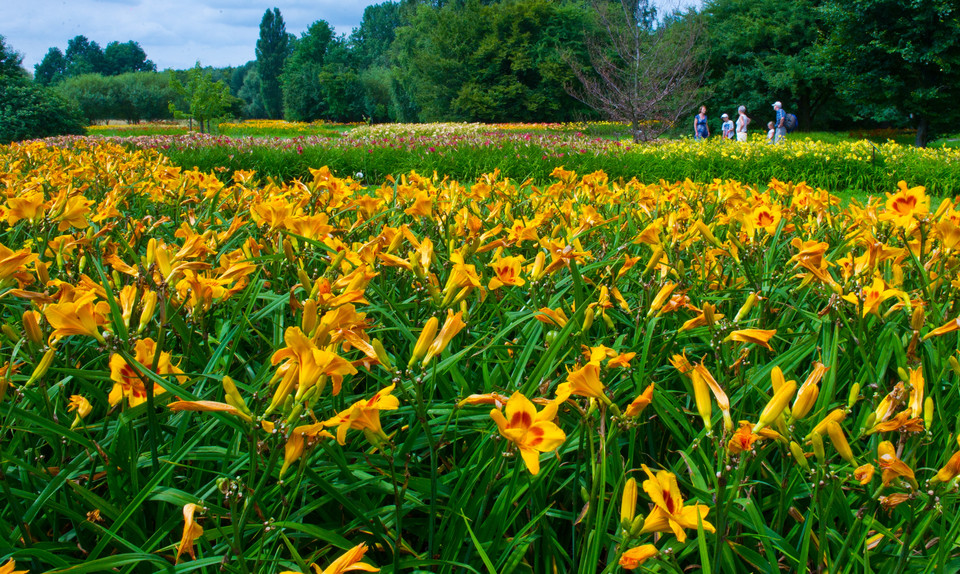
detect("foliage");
top-left (64, 35), bottom-right (107, 77)
top-left (392, 0), bottom-right (592, 122)
top-left (281, 20), bottom-right (336, 122)
top-left (0, 76), bottom-right (86, 144)
top-left (822, 0), bottom-right (960, 147)
top-left (257, 7), bottom-right (291, 120)
top-left (70, 125), bottom-right (960, 195)
top-left (168, 64), bottom-right (237, 133)
top-left (0, 35), bottom-right (27, 79)
top-left (703, 0), bottom-right (842, 132)
top-left (33, 47), bottom-right (67, 86)
top-left (4, 138), bottom-right (960, 573)
top-left (102, 41), bottom-right (156, 76)
top-left (57, 72), bottom-right (178, 124)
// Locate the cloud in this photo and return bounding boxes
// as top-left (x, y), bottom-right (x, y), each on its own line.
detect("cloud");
top-left (2, 0), bottom-right (382, 70)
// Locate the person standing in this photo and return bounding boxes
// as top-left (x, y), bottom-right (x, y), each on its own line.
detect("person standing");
top-left (721, 114), bottom-right (734, 139)
top-left (694, 106), bottom-right (709, 141)
top-left (736, 105), bottom-right (750, 142)
top-left (773, 101), bottom-right (786, 143)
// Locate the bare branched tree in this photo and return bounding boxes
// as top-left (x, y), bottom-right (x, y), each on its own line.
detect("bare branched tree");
top-left (567, 0), bottom-right (709, 142)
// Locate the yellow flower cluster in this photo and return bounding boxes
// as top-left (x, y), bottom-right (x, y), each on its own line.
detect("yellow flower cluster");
top-left (4, 137), bottom-right (960, 570)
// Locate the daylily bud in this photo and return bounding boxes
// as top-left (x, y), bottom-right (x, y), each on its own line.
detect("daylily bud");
top-left (924, 396), bottom-right (934, 429)
top-left (811, 432), bottom-right (826, 464)
top-left (950, 356), bottom-right (960, 376)
top-left (733, 292), bottom-right (758, 323)
top-left (282, 237), bottom-right (296, 263)
top-left (409, 317), bottom-right (439, 367)
top-left (2, 324), bottom-right (20, 344)
top-left (138, 291), bottom-right (158, 333)
top-left (222, 376), bottom-right (252, 419)
top-left (643, 247), bottom-right (663, 275)
top-left (297, 269), bottom-right (312, 293)
top-left (809, 409), bottom-right (847, 439)
top-left (25, 347), bottom-right (56, 387)
top-left (791, 379), bottom-right (819, 421)
top-left (754, 380), bottom-right (796, 433)
top-left (910, 305), bottom-right (925, 331)
top-left (23, 310), bottom-right (42, 344)
top-left (897, 367), bottom-right (908, 383)
top-left (694, 219), bottom-right (722, 247)
top-left (582, 307), bottom-right (595, 332)
top-left (703, 303), bottom-right (716, 328)
top-left (301, 299), bottom-right (318, 336)
top-left (36, 260), bottom-right (49, 284)
top-left (790, 441), bottom-right (810, 470)
top-left (692, 370), bottom-right (713, 432)
top-left (372, 339), bottom-right (393, 371)
top-left (848, 383), bottom-right (860, 409)
top-left (827, 421), bottom-right (855, 464)
top-left (620, 478), bottom-right (637, 525)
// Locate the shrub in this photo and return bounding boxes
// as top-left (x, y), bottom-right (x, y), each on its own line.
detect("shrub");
top-left (0, 76), bottom-right (86, 143)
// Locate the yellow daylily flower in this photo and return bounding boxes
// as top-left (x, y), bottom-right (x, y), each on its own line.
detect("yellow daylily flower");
top-left (490, 391), bottom-right (566, 475)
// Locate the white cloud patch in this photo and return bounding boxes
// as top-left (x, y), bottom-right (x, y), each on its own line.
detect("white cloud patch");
top-left (2, 0), bottom-right (382, 70)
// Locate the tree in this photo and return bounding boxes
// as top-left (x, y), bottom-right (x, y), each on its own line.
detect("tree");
top-left (823, 0), bottom-right (960, 147)
top-left (1, 34), bottom-right (27, 79)
top-left (256, 8), bottom-right (291, 119)
top-left (704, 0), bottom-right (841, 132)
top-left (169, 63), bottom-right (236, 132)
top-left (281, 20), bottom-right (335, 121)
top-left (1, 37), bottom-right (85, 143)
top-left (65, 35), bottom-right (106, 77)
top-left (103, 41), bottom-right (155, 76)
top-left (567, 0), bottom-right (709, 142)
top-left (35, 47), bottom-right (67, 85)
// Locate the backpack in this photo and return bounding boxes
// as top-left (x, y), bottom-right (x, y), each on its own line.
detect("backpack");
top-left (784, 113), bottom-right (798, 133)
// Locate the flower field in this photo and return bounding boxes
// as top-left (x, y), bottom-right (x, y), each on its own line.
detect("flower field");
top-left (2, 136), bottom-right (960, 573)
top-left (56, 125), bottom-right (960, 196)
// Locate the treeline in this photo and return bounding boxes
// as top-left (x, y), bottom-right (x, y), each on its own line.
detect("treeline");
top-left (4, 0), bottom-right (959, 146)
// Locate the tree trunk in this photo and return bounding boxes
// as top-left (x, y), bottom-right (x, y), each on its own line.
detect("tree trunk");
top-left (632, 116), bottom-right (641, 143)
top-left (915, 115), bottom-right (929, 148)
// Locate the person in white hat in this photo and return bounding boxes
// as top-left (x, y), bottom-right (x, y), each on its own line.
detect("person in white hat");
top-left (772, 101), bottom-right (786, 143)
top-left (721, 113), bottom-right (734, 139)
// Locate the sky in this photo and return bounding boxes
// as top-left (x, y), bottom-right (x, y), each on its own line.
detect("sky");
top-left (2, 0), bottom-right (384, 72)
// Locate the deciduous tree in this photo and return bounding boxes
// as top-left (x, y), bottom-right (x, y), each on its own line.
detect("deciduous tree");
top-left (823, 0), bottom-right (960, 147)
top-left (567, 0), bottom-right (709, 142)
top-left (256, 8), bottom-right (291, 119)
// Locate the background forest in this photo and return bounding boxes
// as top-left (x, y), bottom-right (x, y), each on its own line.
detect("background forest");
top-left (3, 0), bottom-right (960, 145)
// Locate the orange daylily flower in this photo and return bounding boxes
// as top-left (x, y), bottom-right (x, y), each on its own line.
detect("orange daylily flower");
top-left (108, 338), bottom-right (186, 407)
top-left (854, 463), bottom-right (875, 485)
top-left (278, 542), bottom-right (380, 574)
top-left (556, 362), bottom-right (608, 403)
top-left (877, 441), bottom-right (917, 488)
top-left (176, 503), bottom-right (204, 563)
top-left (487, 254), bottom-right (526, 290)
top-left (639, 464), bottom-right (715, 542)
top-left (924, 317), bottom-right (960, 340)
top-left (624, 383), bottom-right (654, 417)
top-left (280, 423), bottom-right (335, 476)
top-left (323, 384), bottom-right (400, 446)
top-left (841, 277), bottom-right (905, 317)
top-left (458, 393), bottom-right (511, 408)
top-left (723, 328), bottom-right (776, 351)
top-left (422, 309), bottom-right (466, 366)
top-left (490, 391), bottom-right (567, 475)
top-left (619, 545), bottom-right (658, 570)
top-left (167, 400), bottom-right (252, 422)
top-left (0, 559), bottom-right (29, 574)
top-left (269, 327), bottom-right (358, 407)
top-left (936, 450), bottom-right (960, 483)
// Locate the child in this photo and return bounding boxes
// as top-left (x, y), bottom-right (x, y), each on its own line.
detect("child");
top-left (721, 113), bottom-right (734, 139)
top-left (765, 121), bottom-right (775, 144)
